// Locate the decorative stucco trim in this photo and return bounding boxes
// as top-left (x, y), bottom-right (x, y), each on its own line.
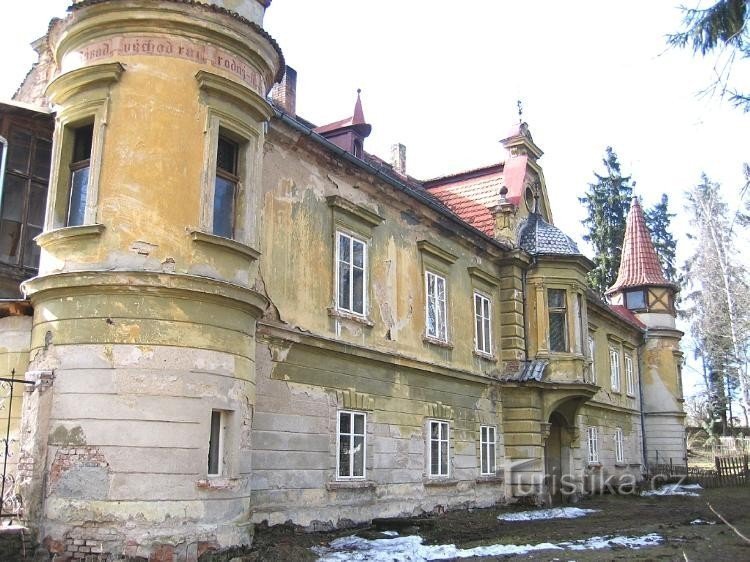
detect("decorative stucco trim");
top-left (196, 70), bottom-right (274, 121)
top-left (467, 266), bottom-right (500, 287)
top-left (326, 195), bottom-right (384, 228)
top-left (45, 62), bottom-right (124, 105)
top-left (417, 240), bottom-right (457, 265)
top-left (336, 388), bottom-right (375, 411)
top-left (35, 223), bottom-right (105, 248)
top-left (190, 229), bottom-right (261, 261)
top-left (426, 402), bottom-right (454, 420)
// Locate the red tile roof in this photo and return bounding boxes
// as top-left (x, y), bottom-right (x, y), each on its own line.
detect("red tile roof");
top-left (607, 304), bottom-right (646, 330)
top-left (607, 197), bottom-right (668, 294)
top-left (423, 166), bottom-right (505, 235)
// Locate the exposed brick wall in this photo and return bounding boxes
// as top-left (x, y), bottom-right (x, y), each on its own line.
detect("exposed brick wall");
top-left (47, 446), bottom-right (109, 494)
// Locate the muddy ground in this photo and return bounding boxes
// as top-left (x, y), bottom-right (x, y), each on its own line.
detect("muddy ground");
top-left (242, 486), bottom-right (750, 561)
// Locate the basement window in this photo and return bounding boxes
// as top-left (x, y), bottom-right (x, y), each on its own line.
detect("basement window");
top-left (429, 420), bottom-right (450, 477)
top-left (337, 411), bottom-right (366, 479)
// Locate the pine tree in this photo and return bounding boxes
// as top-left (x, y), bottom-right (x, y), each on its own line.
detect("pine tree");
top-left (668, 0), bottom-right (750, 111)
top-left (645, 194), bottom-right (679, 284)
top-left (579, 147), bottom-right (634, 295)
top-left (683, 174), bottom-right (750, 429)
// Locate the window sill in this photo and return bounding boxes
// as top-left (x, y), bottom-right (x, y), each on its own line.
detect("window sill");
top-left (476, 474), bottom-right (504, 484)
top-left (586, 463), bottom-right (602, 470)
top-left (35, 224), bottom-right (105, 248)
top-left (189, 230), bottom-right (260, 261)
top-left (423, 477), bottom-right (458, 487)
top-left (473, 350), bottom-right (497, 362)
top-left (326, 480), bottom-right (376, 491)
top-left (626, 393), bottom-right (636, 398)
top-left (614, 462), bottom-right (628, 468)
top-left (196, 477), bottom-right (241, 490)
top-left (423, 336), bottom-right (453, 349)
top-left (328, 307), bottom-right (375, 327)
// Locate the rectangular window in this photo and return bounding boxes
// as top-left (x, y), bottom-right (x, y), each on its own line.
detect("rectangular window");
top-left (480, 425), bottom-right (496, 475)
top-left (574, 293), bottom-right (584, 354)
top-left (610, 347), bottom-right (621, 392)
top-left (625, 355), bottom-right (635, 396)
top-left (337, 411), bottom-right (366, 479)
top-left (425, 271), bottom-right (447, 341)
top-left (208, 410), bottom-right (225, 476)
top-left (548, 288), bottom-right (567, 352)
top-left (212, 134), bottom-right (239, 239)
top-left (614, 427), bottom-right (624, 463)
top-left (336, 232), bottom-right (367, 316)
top-left (625, 289), bottom-right (646, 310)
top-left (587, 334), bottom-right (596, 384)
top-left (0, 129), bottom-right (51, 268)
top-left (67, 124), bottom-right (93, 227)
top-left (587, 426), bottom-right (599, 464)
top-left (429, 420), bottom-right (449, 477)
top-left (473, 292), bottom-right (492, 355)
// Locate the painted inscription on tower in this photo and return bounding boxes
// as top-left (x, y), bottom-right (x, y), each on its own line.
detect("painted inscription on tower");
top-left (68, 35), bottom-right (265, 94)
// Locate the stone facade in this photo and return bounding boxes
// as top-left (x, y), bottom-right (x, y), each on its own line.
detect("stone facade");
top-left (0, 1), bottom-right (686, 560)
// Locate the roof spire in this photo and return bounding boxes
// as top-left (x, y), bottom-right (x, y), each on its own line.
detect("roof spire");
top-left (606, 196), bottom-right (669, 295)
top-left (353, 88), bottom-right (365, 125)
top-left (517, 99), bottom-right (523, 123)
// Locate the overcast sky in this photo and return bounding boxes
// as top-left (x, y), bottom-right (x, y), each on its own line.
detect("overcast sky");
top-left (1, 1), bottom-right (748, 396)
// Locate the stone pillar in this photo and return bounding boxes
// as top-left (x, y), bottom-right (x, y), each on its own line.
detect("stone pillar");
top-left (20, 1), bottom-right (281, 559)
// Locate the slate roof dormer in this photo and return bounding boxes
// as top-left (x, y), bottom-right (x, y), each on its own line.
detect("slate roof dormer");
top-left (517, 211), bottom-right (581, 256)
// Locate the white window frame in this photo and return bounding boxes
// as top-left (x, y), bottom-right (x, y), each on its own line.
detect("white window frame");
top-left (335, 231), bottom-right (368, 317)
top-left (425, 271), bottom-right (448, 342)
top-left (473, 292), bottom-right (492, 355)
top-left (587, 334), bottom-right (596, 384)
top-left (609, 347), bottom-right (621, 392)
top-left (336, 410), bottom-right (367, 480)
top-left (614, 427), bottom-right (624, 463)
top-left (480, 425), bottom-right (496, 475)
top-left (587, 426), bottom-right (599, 464)
top-left (428, 420), bottom-right (450, 477)
top-left (625, 354), bottom-right (635, 396)
top-left (208, 409), bottom-right (226, 477)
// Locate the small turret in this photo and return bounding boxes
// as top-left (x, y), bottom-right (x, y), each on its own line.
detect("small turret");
top-left (314, 90), bottom-right (372, 158)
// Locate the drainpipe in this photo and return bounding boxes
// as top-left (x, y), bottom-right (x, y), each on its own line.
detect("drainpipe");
top-left (0, 136), bottom-right (7, 215)
top-left (637, 344), bottom-right (648, 471)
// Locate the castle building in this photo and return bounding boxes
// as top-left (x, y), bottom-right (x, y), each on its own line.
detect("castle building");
top-left (0, 1), bottom-right (686, 559)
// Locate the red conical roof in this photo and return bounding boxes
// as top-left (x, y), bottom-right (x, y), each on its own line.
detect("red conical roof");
top-left (606, 197), bottom-right (669, 294)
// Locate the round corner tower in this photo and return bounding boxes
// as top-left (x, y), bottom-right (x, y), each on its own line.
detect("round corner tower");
top-left (18, 1), bottom-right (282, 558)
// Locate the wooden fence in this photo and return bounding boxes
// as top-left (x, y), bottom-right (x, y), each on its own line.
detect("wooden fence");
top-left (648, 455), bottom-right (749, 489)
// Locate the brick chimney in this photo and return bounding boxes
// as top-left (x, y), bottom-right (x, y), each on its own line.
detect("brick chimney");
top-left (269, 65), bottom-right (297, 116)
top-left (391, 143), bottom-right (406, 175)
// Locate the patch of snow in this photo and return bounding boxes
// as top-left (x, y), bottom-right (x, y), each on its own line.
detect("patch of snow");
top-left (690, 519), bottom-right (716, 525)
top-left (641, 483), bottom-right (703, 497)
top-left (498, 507), bottom-right (599, 521)
top-left (381, 530), bottom-right (399, 537)
top-left (312, 532), bottom-right (663, 561)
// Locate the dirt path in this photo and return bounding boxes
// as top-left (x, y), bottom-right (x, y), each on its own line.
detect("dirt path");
top-left (244, 487), bottom-right (750, 561)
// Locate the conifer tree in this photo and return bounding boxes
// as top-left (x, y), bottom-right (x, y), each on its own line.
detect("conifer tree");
top-left (645, 194), bottom-right (679, 284)
top-left (579, 147), bottom-right (634, 295)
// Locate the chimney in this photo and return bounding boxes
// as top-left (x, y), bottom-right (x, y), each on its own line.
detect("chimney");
top-left (390, 143), bottom-right (406, 175)
top-left (269, 65), bottom-right (297, 116)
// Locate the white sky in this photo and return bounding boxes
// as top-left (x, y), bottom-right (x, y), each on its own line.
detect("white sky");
top-left (1, 0), bottom-right (748, 397)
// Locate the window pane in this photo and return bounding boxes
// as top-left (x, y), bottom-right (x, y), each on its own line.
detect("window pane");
top-left (1, 174), bottom-right (25, 222)
top-left (353, 413), bottom-right (364, 435)
top-left (208, 411), bottom-right (221, 474)
top-left (339, 234), bottom-right (350, 264)
top-left (430, 422), bottom-right (439, 440)
top-left (339, 412), bottom-right (350, 434)
top-left (72, 125), bottom-right (94, 163)
top-left (625, 290), bottom-right (646, 310)
top-left (7, 130), bottom-right (31, 173)
top-left (440, 438), bottom-right (448, 474)
top-left (32, 139), bottom-right (52, 179)
top-left (338, 260), bottom-right (350, 310)
top-left (352, 239), bottom-right (364, 268)
top-left (352, 266), bottom-right (364, 314)
top-left (427, 297), bottom-right (436, 336)
top-left (353, 435), bottom-right (364, 477)
top-left (436, 276), bottom-right (445, 299)
top-left (0, 219), bottom-right (21, 263)
top-left (217, 137), bottom-right (237, 174)
top-left (338, 435), bottom-right (350, 477)
top-left (489, 443), bottom-right (496, 473)
top-left (23, 226), bottom-right (41, 268)
top-left (28, 181), bottom-right (46, 227)
top-left (68, 167), bottom-right (89, 227)
top-left (212, 176), bottom-right (235, 238)
top-left (548, 288), bottom-right (566, 309)
top-left (431, 437), bottom-right (439, 475)
top-left (549, 312), bottom-right (567, 351)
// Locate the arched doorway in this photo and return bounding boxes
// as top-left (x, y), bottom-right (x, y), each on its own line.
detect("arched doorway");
top-left (545, 412), bottom-right (568, 503)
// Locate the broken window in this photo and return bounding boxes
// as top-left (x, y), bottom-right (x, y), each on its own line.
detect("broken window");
top-left (474, 292), bottom-right (492, 355)
top-left (429, 420), bottom-right (449, 477)
top-left (336, 232), bottom-right (366, 316)
top-left (337, 411), bottom-right (366, 479)
top-left (0, 128), bottom-right (51, 267)
top-left (213, 134), bottom-right (239, 239)
top-left (547, 288), bottom-right (567, 352)
top-left (480, 425), bottom-right (496, 475)
top-left (425, 271), bottom-right (447, 341)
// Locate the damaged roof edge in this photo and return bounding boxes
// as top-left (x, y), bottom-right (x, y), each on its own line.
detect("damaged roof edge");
top-left (274, 108), bottom-right (512, 253)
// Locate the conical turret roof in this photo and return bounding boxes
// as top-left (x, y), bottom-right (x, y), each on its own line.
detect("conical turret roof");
top-left (606, 197), bottom-right (669, 294)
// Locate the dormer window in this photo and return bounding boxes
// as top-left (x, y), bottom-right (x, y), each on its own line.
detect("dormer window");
top-left (625, 289), bottom-right (646, 311)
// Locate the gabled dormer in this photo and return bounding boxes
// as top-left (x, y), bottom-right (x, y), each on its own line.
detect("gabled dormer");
top-left (314, 90), bottom-right (371, 158)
